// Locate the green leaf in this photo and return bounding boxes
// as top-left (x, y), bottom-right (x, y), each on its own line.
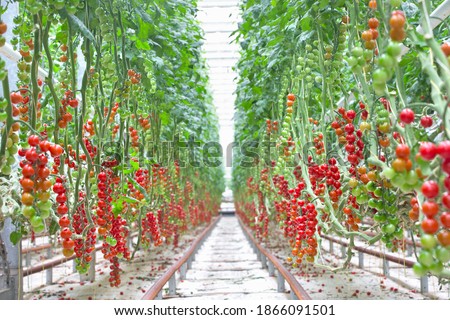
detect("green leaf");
top-left (135, 7), bottom-right (152, 24)
top-left (49, 219), bottom-right (59, 235)
top-left (122, 196), bottom-right (139, 204)
top-left (130, 159), bottom-right (140, 170)
top-left (60, 9), bottom-right (96, 44)
top-left (300, 16), bottom-right (312, 31)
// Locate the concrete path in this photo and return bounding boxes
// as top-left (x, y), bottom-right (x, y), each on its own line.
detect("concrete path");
top-left (168, 215), bottom-right (289, 300)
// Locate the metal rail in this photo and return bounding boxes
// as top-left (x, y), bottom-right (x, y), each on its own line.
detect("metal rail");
top-left (141, 216), bottom-right (221, 300)
top-left (22, 243), bottom-right (102, 277)
top-left (321, 234), bottom-right (430, 294)
top-left (238, 217), bottom-right (312, 300)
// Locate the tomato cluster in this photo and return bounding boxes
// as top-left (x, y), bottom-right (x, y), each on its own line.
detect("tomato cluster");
top-left (19, 135), bottom-right (63, 232)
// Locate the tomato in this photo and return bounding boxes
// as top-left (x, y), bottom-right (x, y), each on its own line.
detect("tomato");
top-left (53, 183), bottom-right (65, 194)
top-left (389, 14), bottom-right (406, 29)
top-left (436, 247), bottom-right (450, 263)
top-left (0, 22), bottom-right (7, 34)
top-left (21, 192), bottom-right (34, 206)
top-left (399, 108), bottom-right (414, 124)
top-left (420, 116), bottom-right (433, 128)
top-left (440, 213), bottom-right (450, 228)
top-left (287, 93), bottom-right (295, 101)
top-left (421, 201), bottom-right (439, 218)
top-left (378, 54), bottom-right (395, 69)
top-left (379, 137), bottom-right (390, 148)
top-left (437, 230), bottom-right (450, 246)
top-left (392, 158), bottom-right (406, 172)
top-left (370, 28), bottom-right (379, 40)
top-left (437, 141), bottom-right (450, 159)
top-left (373, 68), bottom-right (388, 84)
top-left (421, 218), bottom-right (439, 234)
top-left (364, 40), bottom-right (376, 50)
top-left (368, 18), bottom-right (379, 29)
top-left (57, 204), bottom-right (69, 215)
top-left (346, 110), bottom-right (356, 120)
top-left (40, 180), bottom-right (53, 191)
top-left (39, 140), bottom-right (51, 152)
top-left (20, 178), bottom-right (34, 191)
top-left (386, 42), bottom-right (402, 57)
top-left (412, 262), bottom-right (428, 276)
top-left (361, 30), bottom-right (373, 41)
top-left (10, 92), bottom-right (23, 104)
top-left (395, 144), bottom-right (410, 159)
top-left (378, 123), bottom-right (390, 133)
top-left (60, 227), bottom-right (72, 239)
top-left (390, 28), bottom-right (406, 42)
top-left (27, 135), bottom-right (40, 147)
top-left (421, 180), bottom-right (439, 198)
top-left (442, 42), bottom-right (450, 57)
top-left (408, 209), bottom-right (419, 221)
top-left (49, 144), bottom-right (64, 157)
top-left (368, 0), bottom-right (377, 9)
top-left (59, 216), bottom-right (71, 227)
top-left (62, 248), bottom-right (74, 258)
top-left (22, 206), bottom-right (36, 219)
top-left (62, 239), bottom-right (75, 249)
top-left (37, 167), bottom-right (50, 179)
top-left (419, 142), bottom-right (437, 161)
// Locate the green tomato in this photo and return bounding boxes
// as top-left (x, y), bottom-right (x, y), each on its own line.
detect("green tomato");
top-left (373, 83), bottom-right (386, 95)
top-left (376, 200), bottom-right (385, 211)
top-left (368, 198), bottom-right (378, 208)
top-left (405, 170), bottom-right (419, 185)
top-left (366, 181), bottom-right (376, 192)
top-left (381, 234), bottom-right (391, 244)
top-left (382, 168), bottom-right (396, 180)
top-left (352, 65), bottom-right (363, 73)
top-left (33, 224), bottom-right (45, 234)
top-left (6, 138), bottom-right (13, 148)
top-left (8, 144), bottom-right (19, 155)
top-left (388, 216), bottom-right (399, 225)
top-left (383, 224), bottom-right (396, 234)
top-left (378, 54), bottom-right (396, 69)
top-left (352, 47), bottom-right (364, 58)
top-left (22, 206), bottom-right (36, 219)
top-left (418, 250), bottom-right (434, 267)
top-left (435, 246), bottom-right (450, 263)
top-left (356, 193), bottom-right (369, 204)
top-left (7, 156), bottom-right (15, 166)
top-left (429, 262), bottom-right (443, 275)
top-left (363, 49), bottom-right (374, 61)
top-left (373, 68), bottom-right (389, 84)
top-left (374, 187), bottom-right (383, 197)
top-left (391, 174), bottom-right (406, 187)
top-left (374, 213), bottom-right (387, 223)
top-left (40, 208), bottom-right (51, 219)
top-left (386, 42), bottom-right (402, 57)
top-left (386, 205), bottom-right (397, 214)
top-left (1, 164), bottom-right (11, 175)
top-left (394, 228), bottom-right (404, 239)
top-left (352, 187), bottom-right (362, 197)
top-left (412, 262), bottom-right (428, 277)
top-left (30, 215), bottom-right (44, 228)
top-left (37, 200), bottom-right (52, 211)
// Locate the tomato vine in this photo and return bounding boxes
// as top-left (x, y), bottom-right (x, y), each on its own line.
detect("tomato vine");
top-left (233, 0), bottom-right (450, 282)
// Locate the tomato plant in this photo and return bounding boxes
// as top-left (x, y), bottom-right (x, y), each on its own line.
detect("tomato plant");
top-left (233, 0), bottom-right (450, 282)
top-left (0, 0), bottom-right (224, 286)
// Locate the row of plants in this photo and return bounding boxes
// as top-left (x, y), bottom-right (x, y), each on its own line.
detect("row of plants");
top-left (233, 0), bottom-right (449, 282)
top-left (0, 0), bottom-right (224, 286)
